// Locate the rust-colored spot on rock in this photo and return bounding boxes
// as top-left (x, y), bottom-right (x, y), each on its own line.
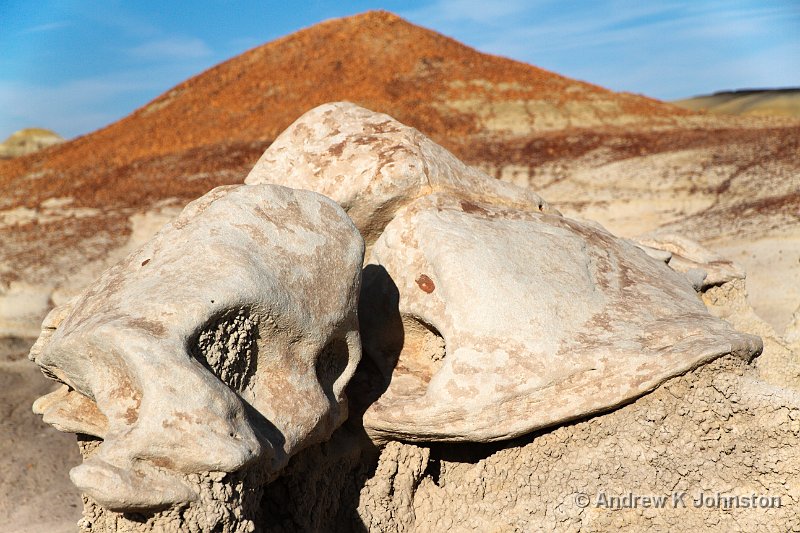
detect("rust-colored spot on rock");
top-left (150, 456), bottom-right (176, 469)
top-left (126, 317), bottom-right (167, 337)
top-left (124, 407), bottom-right (139, 424)
top-left (327, 140), bottom-right (346, 157)
top-left (416, 274), bottom-right (435, 293)
top-left (460, 200), bottom-right (490, 216)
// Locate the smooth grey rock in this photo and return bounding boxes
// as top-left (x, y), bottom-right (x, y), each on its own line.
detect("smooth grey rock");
top-left (29, 183), bottom-right (364, 512)
top-left (244, 102), bottom-right (558, 246)
top-left (637, 233), bottom-right (746, 288)
top-left (361, 194), bottom-right (762, 442)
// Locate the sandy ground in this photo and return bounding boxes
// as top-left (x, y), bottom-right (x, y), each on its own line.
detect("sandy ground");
top-left (0, 337), bottom-right (82, 533)
top-left (707, 226), bottom-right (800, 335)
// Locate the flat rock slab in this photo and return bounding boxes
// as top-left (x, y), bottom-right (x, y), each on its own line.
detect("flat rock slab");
top-left (361, 194), bottom-right (762, 442)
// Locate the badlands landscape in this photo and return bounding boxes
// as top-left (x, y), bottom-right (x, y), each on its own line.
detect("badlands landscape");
top-left (1, 11), bottom-right (799, 532)
top-left (673, 88), bottom-right (800, 118)
top-left (0, 129), bottom-right (64, 160)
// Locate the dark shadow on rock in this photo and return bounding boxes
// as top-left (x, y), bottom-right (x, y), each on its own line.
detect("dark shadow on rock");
top-left (353, 264), bottom-right (405, 409)
top-left (258, 264), bottom-right (405, 532)
top-left (259, 423), bottom-right (378, 532)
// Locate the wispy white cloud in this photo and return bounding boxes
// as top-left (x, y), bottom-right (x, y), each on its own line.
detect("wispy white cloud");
top-left (128, 37), bottom-right (213, 60)
top-left (401, 0), bottom-right (800, 98)
top-left (1, 7), bottom-right (221, 138)
top-left (81, 5), bottom-right (160, 39)
top-left (716, 41), bottom-right (800, 90)
top-left (0, 76), bottom-right (149, 135)
top-left (18, 21), bottom-right (71, 35)
top-left (0, 63), bottom-right (206, 138)
top-left (479, 1), bottom-right (796, 53)
top-left (404, 0), bottom-right (534, 24)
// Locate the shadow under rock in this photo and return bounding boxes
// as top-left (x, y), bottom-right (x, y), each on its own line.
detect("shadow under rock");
top-left (259, 264), bottom-right (406, 532)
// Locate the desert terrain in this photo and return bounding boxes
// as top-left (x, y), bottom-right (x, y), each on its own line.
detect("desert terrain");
top-left (1, 11), bottom-right (798, 532)
top-left (674, 88), bottom-right (800, 118)
top-left (0, 129), bottom-right (64, 160)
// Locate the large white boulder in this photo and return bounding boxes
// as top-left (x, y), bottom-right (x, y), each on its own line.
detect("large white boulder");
top-left (244, 102), bottom-right (557, 245)
top-left (29, 183), bottom-right (364, 516)
top-left (360, 193), bottom-right (762, 442)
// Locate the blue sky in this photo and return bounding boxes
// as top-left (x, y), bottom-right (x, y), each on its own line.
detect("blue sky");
top-left (1, 0), bottom-right (798, 139)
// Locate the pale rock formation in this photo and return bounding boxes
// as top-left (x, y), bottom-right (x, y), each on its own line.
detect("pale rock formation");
top-left (359, 193), bottom-right (762, 442)
top-left (701, 279), bottom-right (800, 391)
top-left (29, 184), bottom-right (364, 528)
top-left (636, 233), bottom-right (800, 390)
top-left (261, 351), bottom-right (800, 532)
top-left (242, 101), bottom-right (761, 445)
top-left (637, 233), bottom-right (746, 288)
top-left (244, 102), bottom-right (558, 247)
top-left (248, 281), bottom-right (800, 532)
top-left (0, 128), bottom-right (63, 158)
top-left (27, 103), bottom-right (785, 532)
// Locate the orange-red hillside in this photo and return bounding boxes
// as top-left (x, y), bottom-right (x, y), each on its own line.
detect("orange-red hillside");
top-left (0, 10), bottom-right (688, 214)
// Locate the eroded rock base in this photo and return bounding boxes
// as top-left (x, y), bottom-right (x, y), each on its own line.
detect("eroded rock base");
top-left (76, 437), bottom-right (266, 533)
top-left (394, 355), bottom-right (800, 532)
top-left (248, 355), bottom-right (799, 532)
top-left (77, 354), bottom-right (800, 532)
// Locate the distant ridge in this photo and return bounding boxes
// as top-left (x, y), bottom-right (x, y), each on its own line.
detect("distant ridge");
top-left (673, 88), bottom-right (800, 117)
top-left (710, 88), bottom-right (800, 96)
top-left (0, 128), bottom-right (63, 159)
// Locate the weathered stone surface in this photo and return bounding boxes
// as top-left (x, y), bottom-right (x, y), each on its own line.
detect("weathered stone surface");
top-left (29, 183), bottom-right (364, 516)
top-left (637, 233), bottom-right (746, 288)
top-left (361, 193), bottom-right (762, 442)
top-left (22, 102), bottom-right (781, 531)
top-left (244, 102), bottom-right (557, 245)
top-left (261, 352), bottom-right (800, 533)
top-left (0, 128), bottom-right (63, 159)
top-left (702, 279), bottom-right (800, 392)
